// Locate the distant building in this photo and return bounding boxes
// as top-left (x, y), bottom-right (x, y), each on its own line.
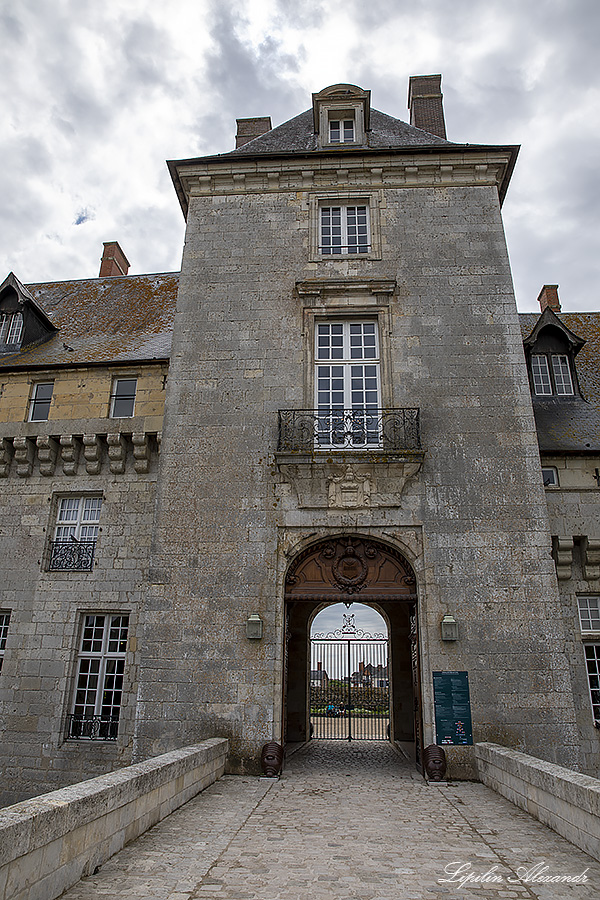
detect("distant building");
top-left (1, 78), bottom-right (599, 804)
top-left (310, 662), bottom-right (329, 688)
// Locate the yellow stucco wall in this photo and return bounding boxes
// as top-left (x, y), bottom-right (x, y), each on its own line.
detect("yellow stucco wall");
top-left (0, 364), bottom-right (168, 427)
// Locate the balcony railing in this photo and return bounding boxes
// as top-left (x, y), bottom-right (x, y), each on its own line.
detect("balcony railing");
top-left (47, 540), bottom-right (97, 572)
top-left (278, 408), bottom-right (421, 453)
top-left (67, 714), bottom-right (119, 741)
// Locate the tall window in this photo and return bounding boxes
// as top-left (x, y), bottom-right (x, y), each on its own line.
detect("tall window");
top-left (110, 377), bottom-right (137, 417)
top-left (69, 614), bottom-right (129, 740)
top-left (584, 645), bottom-right (600, 726)
top-left (329, 118), bottom-right (355, 143)
top-left (28, 382), bottom-right (54, 422)
top-left (578, 597), bottom-right (600, 726)
top-left (0, 612), bottom-right (10, 673)
top-left (315, 321), bottom-right (380, 447)
top-left (320, 205), bottom-right (370, 255)
top-left (531, 354), bottom-right (574, 396)
top-left (0, 312), bottom-right (23, 346)
top-left (48, 496), bottom-right (102, 571)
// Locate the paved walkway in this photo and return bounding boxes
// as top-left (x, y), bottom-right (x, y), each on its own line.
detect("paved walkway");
top-left (64, 742), bottom-right (599, 900)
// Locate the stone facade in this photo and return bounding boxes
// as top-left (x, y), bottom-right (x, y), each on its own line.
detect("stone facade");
top-left (0, 79), bottom-right (599, 802)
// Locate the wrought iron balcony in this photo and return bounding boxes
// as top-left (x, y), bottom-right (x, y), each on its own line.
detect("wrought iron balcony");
top-left (67, 714), bottom-right (119, 740)
top-left (278, 408), bottom-right (421, 453)
top-left (47, 539), bottom-right (97, 572)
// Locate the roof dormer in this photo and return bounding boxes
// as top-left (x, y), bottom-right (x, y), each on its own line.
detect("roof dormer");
top-left (523, 306), bottom-right (585, 399)
top-left (312, 84), bottom-right (371, 149)
top-left (0, 272), bottom-right (57, 354)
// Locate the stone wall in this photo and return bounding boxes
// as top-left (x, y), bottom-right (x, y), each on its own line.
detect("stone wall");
top-left (541, 461), bottom-right (600, 775)
top-left (476, 741), bottom-right (600, 861)
top-left (0, 363), bottom-right (167, 425)
top-left (0, 419), bottom-right (161, 805)
top-left (0, 739), bottom-right (227, 900)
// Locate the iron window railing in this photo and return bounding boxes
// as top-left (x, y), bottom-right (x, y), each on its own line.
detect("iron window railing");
top-left (67, 714), bottom-right (119, 740)
top-left (47, 539), bottom-right (97, 571)
top-left (278, 408), bottom-right (421, 452)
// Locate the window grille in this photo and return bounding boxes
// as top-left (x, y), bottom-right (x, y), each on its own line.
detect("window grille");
top-left (68, 614), bottom-right (129, 740)
top-left (47, 496), bottom-right (102, 571)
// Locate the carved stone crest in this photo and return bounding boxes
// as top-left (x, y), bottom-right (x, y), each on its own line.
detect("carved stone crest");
top-left (327, 465), bottom-right (371, 508)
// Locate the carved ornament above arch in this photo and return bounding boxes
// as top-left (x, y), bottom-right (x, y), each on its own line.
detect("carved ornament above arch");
top-left (285, 535), bottom-right (416, 603)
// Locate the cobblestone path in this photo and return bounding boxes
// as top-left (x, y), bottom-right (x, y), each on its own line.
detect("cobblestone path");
top-left (63, 742), bottom-right (600, 900)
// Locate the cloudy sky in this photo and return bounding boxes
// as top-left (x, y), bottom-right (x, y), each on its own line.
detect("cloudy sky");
top-left (1, 0), bottom-right (598, 311)
top-left (311, 603), bottom-right (388, 638)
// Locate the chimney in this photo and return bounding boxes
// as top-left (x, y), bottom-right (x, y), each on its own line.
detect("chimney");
top-left (407, 74), bottom-right (447, 139)
top-left (317, 662), bottom-right (322, 671)
top-left (235, 116), bottom-right (272, 148)
top-left (537, 284), bottom-right (561, 313)
top-left (99, 241), bottom-right (130, 277)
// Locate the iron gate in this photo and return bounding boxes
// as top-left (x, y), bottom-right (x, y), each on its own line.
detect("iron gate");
top-left (310, 618), bottom-right (389, 741)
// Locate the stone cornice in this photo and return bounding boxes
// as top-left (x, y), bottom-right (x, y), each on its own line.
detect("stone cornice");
top-left (169, 145), bottom-right (518, 216)
top-left (0, 431), bottom-right (161, 478)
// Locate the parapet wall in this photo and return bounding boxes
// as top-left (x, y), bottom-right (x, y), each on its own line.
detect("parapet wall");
top-left (475, 742), bottom-right (600, 862)
top-left (0, 738), bottom-right (228, 900)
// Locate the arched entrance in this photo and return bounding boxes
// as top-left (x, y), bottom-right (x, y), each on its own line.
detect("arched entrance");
top-left (283, 535), bottom-right (422, 761)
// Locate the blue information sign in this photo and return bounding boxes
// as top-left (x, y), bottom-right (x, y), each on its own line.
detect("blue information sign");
top-left (433, 671), bottom-right (473, 745)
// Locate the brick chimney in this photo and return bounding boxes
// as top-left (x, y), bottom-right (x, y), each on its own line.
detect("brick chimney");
top-left (99, 241), bottom-right (130, 277)
top-left (317, 662), bottom-right (322, 671)
top-left (235, 117), bottom-right (272, 148)
top-left (537, 284), bottom-right (561, 313)
top-left (407, 74), bottom-right (447, 139)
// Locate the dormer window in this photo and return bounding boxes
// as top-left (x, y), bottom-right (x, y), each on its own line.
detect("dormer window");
top-left (0, 312), bottom-right (23, 347)
top-left (531, 354), bottom-right (574, 396)
top-left (0, 272), bottom-right (58, 354)
top-left (524, 307), bottom-right (585, 401)
top-left (312, 84), bottom-right (370, 149)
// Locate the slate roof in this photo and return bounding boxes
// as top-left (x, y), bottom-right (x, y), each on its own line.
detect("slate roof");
top-left (0, 272), bottom-right (179, 370)
top-left (227, 108), bottom-right (452, 156)
top-left (519, 312), bottom-right (600, 454)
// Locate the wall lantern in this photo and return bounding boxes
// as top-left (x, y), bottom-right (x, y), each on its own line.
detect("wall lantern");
top-left (246, 614), bottom-right (263, 640)
top-left (441, 614), bottom-right (458, 641)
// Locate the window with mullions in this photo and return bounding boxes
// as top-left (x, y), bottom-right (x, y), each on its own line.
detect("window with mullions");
top-left (110, 377), bottom-right (137, 417)
top-left (315, 321), bottom-right (380, 448)
top-left (28, 382), bottom-right (54, 422)
top-left (68, 614), bottom-right (129, 740)
top-left (329, 118), bottom-right (355, 143)
top-left (320, 205), bottom-right (370, 255)
top-left (584, 644), bottom-right (600, 726)
top-left (0, 312), bottom-right (23, 346)
top-left (0, 612), bottom-right (11, 673)
top-left (531, 354), bottom-right (574, 396)
top-left (47, 496), bottom-right (102, 571)
top-left (578, 597), bottom-right (600, 632)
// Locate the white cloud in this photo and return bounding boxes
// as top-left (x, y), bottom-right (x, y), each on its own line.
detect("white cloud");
top-left (0, 0), bottom-right (598, 309)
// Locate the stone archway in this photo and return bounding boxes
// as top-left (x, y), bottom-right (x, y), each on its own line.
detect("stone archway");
top-left (283, 535), bottom-right (421, 760)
